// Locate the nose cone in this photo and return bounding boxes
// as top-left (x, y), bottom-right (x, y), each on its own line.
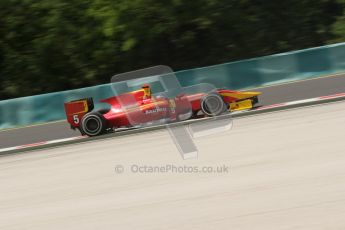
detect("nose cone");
top-left (218, 90), bottom-right (262, 101)
top-left (231, 91), bottom-right (261, 100)
top-left (242, 91), bottom-right (262, 97)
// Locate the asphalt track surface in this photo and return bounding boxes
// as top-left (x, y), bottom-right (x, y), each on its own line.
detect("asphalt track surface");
top-left (1, 73), bottom-right (345, 149)
top-left (1, 102), bottom-right (345, 229)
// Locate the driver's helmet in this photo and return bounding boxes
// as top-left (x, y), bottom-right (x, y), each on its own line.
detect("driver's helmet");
top-left (142, 84), bottom-right (151, 99)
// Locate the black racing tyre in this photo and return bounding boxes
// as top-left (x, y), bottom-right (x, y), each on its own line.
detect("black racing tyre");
top-left (80, 112), bottom-right (106, 136)
top-left (201, 93), bottom-right (227, 116)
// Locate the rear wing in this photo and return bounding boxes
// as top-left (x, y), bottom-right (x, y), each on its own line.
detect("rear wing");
top-left (64, 98), bottom-right (94, 129)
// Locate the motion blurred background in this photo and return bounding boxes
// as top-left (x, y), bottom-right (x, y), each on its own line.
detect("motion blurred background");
top-left (1, 0), bottom-right (345, 99)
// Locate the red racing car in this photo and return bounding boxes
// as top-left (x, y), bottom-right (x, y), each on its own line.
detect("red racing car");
top-left (64, 84), bottom-right (261, 136)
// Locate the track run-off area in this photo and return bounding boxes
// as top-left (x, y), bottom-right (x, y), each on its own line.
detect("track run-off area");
top-left (0, 98), bottom-right (345, 229)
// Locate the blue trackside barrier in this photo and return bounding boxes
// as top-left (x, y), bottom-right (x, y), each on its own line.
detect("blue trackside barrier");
top-left (1, 42), bottom-right (345, 129)
top-left (0, 85), bottom-right (115, 129)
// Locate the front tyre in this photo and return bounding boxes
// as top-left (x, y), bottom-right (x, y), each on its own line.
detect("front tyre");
top-left (80, 112), bottom-right (106, 136)
top-left (201, 93), bottom-right (227, 116)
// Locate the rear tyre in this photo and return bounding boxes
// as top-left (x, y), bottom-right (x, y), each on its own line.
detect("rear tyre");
top-left (80, 112), bottom-right (107, 136)
top-left (201, 93), bottom-right (227, 116)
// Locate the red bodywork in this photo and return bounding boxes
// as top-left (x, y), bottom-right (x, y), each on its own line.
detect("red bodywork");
top-left (64, 88), bottom-right (259, 132)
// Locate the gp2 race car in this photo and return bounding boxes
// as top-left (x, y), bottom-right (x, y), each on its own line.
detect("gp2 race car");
top-left (64, 84), bottom-right (261, 137)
